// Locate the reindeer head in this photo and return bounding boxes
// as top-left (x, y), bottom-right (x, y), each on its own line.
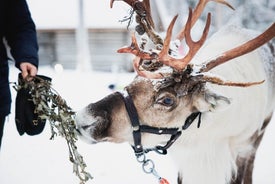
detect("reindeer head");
top-left (76, 0), bottom-right (275, 153)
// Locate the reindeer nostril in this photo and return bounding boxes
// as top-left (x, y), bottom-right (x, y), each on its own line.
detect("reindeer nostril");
top-left (82, 125), bottom-right (91, 130)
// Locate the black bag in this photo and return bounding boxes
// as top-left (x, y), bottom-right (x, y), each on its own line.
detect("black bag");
top-left (15, 73), bottom-right (52, 136)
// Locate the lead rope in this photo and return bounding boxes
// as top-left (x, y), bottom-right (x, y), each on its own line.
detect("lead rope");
top-left (136, 152), bottom-right (170, 184)
top-left (122, 92), bottom-right (170, 183)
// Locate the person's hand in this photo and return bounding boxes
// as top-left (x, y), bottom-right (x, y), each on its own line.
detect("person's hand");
top-left (20, 62), bottom-right (38, 80)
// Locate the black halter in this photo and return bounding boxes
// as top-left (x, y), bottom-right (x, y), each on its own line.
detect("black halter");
top-left (121, 91), bottom-right (202, 156)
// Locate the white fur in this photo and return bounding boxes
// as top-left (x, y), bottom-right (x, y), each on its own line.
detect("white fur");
top-left (166, 24), bottom-right (275, 184)
top-left (75, 108), bottom-right (98, 144)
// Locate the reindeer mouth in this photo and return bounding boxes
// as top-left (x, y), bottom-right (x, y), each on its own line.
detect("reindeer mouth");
top-left (75, 123), bottom-right (98, 144)
top-left (75, 109), bottom-right (101, 144)
top-left (76, 107), bottom-right (112, 144)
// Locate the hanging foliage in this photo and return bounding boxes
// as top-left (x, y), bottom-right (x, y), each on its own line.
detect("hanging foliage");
top-left (13, 74), bottom-right (93, 184)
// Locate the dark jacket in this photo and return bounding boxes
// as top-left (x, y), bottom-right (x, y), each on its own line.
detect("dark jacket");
top-left (0, 0), bottom-right (38, 117)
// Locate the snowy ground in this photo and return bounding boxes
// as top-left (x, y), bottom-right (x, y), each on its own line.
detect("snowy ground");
top-left (0, 66), bottom-right (274, 184)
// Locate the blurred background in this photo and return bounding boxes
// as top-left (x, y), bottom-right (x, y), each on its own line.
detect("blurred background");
top-left (26, 0), bottom-right (275, 72)
top-left (0, 0), bottom-right (274, 184)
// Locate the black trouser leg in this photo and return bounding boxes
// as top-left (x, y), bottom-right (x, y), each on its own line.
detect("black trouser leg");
top-left (0, 116), bottom-right (6, 150)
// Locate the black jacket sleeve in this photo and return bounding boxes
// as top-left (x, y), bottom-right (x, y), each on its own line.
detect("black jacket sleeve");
top-left (5, 0), bottom-right (39, 69)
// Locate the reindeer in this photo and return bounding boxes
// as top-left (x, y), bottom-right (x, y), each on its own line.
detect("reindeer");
top-left (76, 0), bottom-right (275, 183)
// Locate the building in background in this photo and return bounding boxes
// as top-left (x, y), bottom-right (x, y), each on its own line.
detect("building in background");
top-left (37, 27), bottom-right (131, 71)
top-left (28, 0), bottom-right (133, 72)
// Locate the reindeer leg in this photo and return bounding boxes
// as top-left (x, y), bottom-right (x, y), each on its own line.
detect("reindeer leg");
top-left (231, 113), bottom-right (272, 184)
top-left (231, 157), bottom-right (245, 184)
top-left (177, 172), bottom-right (183, 184)
top-left (243, 114), bottom-right (272, 184)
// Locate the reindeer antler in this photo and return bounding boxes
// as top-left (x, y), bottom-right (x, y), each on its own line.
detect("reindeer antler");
top-left (117, 7), bottom-right (211, 78)
top-left (112, 0), bottom-right (274, 88)
top-left (176, 0), bottom-right (234, 41)
top-left (114, 0), bottom-right (230, 79)
top-left (201, 23), bottom-right (275, 72)
top-left (111, 0), bottom-right (163, 46)
top-left (196, 22), bottom-right (274, 87)
top-left (158, 9), bottom-right (211, 71)
top-left (117, 32), bottom-right (154, 60)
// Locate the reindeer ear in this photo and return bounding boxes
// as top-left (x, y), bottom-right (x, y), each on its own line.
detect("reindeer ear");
top-left (193, 90), bottom-right (231, 113)
top-left (204, 91), bottom-right (231, 112)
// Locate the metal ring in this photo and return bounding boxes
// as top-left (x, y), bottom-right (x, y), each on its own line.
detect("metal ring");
top-left (136, 153), bottom-right (146, 163)
top-left (142, 159), bottom-right (155, 174)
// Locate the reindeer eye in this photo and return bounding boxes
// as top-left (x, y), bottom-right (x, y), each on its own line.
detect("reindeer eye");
top-left (157, 96), bottom-right (175, 107)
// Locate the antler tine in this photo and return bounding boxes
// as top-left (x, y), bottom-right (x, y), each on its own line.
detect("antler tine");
top-left (111, 0), bottom-right (163, 46)
top-left (183, 10), bottom-right (211, 66)
top-left (117, 32), bottom-right (154, 60)
top-left (158, 15), bottom-right (179, 59)
top-left (133, 57), bottom-right (163, 79)
top-left (117, 33), bottom-right (163, 79)
top-left (176, 0), bottom-right (234, 41)
top-left (202, 75), bottom-right (265, 87)
top-left (158, 8), bottom-right (211, 71)
top-left (201, 23), bottom-right (275, 73)
top-left (142, 0), bottom-right (155, 28)
top-left (110, 0), bottom-right (154, 25)
top-left (110, 0), bottom-right (115, 8)
top-left (134, 0), bottom-right (163, 46)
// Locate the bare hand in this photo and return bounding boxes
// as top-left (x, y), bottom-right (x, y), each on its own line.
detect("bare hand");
top-left (20, 62), bottom-right (38, 80)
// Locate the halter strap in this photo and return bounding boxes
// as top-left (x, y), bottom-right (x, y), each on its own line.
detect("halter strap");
top-left (121, 91), bottom-right (202, 155)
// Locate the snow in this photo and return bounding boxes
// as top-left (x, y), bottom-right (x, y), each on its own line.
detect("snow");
top-left (0, 66), bottom-right (275, 184)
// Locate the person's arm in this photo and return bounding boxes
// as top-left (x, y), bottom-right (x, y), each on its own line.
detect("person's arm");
top-left (5, 0), bottom-right (38, 78)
